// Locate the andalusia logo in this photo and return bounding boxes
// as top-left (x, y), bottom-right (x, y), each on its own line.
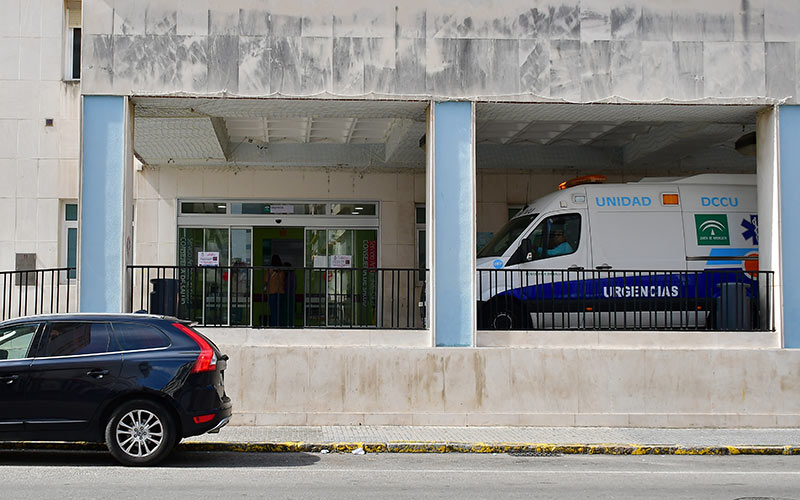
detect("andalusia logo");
top-left (695, 214), bottom-right (730, 245)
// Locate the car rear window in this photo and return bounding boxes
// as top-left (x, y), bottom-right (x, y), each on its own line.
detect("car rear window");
top-left (42, 322), bottom-right (112, 357)
top-left (112, 322), bottom-right (170, 351)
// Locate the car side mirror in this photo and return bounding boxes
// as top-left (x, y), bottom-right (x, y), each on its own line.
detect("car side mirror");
top-left (0, 349), bottom-right (7, 360)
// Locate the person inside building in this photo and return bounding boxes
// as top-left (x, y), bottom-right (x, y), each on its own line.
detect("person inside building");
top-left (283, 261), bottom-right (296, 327)
top-left (265, 254), bottom-right (287, 327)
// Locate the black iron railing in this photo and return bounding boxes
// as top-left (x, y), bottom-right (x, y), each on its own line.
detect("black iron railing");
top-left (127, 265), bottom-right (427, 329)
top-left (0, 267), bottom-right (76, 321)
top-left (478, 269), bottom-right (774, 331)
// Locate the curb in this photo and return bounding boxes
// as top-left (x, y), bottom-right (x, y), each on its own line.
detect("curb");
top-left (3, 441), bottom-right (800, 455)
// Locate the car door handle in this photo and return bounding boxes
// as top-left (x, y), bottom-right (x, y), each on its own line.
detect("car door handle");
top-left (0, 375), bottom-right (19, 385)
top-left (595, 264), bottom-right (612, 270)
top-left (568, 265), bottom-right (584, 271)
top-left (87, 369), bottom-right (110, 379)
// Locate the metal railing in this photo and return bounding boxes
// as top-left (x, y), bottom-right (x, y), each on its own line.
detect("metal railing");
top-left (0, 268), bottom-right (76, 322)
top-left (477, 269), bottom-right (774, 331)
top-left (127, 265), bottom-right (427, 329)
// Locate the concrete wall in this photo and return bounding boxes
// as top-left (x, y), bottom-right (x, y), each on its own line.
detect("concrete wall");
top-left (0, 0), bottom-right (81, 272)
top-left (84, 0), bottom-right (799, 103)
top-left (204, 333), bottom-right (800, 427)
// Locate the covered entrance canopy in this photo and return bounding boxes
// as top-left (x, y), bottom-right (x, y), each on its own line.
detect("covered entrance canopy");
top-left (132, 97), bottom-right (761, 173)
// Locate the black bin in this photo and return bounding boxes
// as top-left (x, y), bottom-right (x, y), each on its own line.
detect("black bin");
top-left (715, 282), bottom-right (751, 331)
top-left (150, 278), bottom-right (179, 316)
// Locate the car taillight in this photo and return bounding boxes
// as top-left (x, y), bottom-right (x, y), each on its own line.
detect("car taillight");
top-left (173, 323), bottom-right (217, 373)
top-left (193, 413), bottom-right (215, 424)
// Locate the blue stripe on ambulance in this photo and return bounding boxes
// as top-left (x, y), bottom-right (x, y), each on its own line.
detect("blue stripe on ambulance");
top-left (497, 271), bottom-right (758, 301)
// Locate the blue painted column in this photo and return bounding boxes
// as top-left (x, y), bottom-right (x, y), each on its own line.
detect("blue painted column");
top-left (80, 96), bottom-right (129, 312)
top-left (429, 101), bottom-right (476, 346)
top-left (780, 105), bottom-right (800, 347)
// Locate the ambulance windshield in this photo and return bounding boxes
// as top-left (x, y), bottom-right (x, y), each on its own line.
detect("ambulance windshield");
top-left (477, 214), bottom-right (537, 258)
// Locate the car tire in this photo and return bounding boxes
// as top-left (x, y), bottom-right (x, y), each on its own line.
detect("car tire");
top-left (105, 399), bottom-right (176, 467)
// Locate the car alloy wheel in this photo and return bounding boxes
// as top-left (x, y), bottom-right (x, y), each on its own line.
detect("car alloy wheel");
top-left (116, 409), bottom-right (164, 458)
top-left (106, 399), bottom-right (175, 466)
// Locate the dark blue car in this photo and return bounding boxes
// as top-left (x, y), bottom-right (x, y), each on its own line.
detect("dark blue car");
top-left (0, 313), bottom-right (232, 466)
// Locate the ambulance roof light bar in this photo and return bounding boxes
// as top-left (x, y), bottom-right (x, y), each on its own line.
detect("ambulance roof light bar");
top-left (558, 175), bottom-right (607, 190)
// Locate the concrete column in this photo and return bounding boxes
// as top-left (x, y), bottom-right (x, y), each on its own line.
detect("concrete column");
top-left (426, 101), bottom-right (476, 347)
top-left (79, 96), bottom-right (134, 312)
top-left (756, 108), bottom-right (782, 343)
top-left (779, 105), bottom-right (800, 347)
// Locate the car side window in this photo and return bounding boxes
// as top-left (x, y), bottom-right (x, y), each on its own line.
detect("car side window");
top-left (524, 213), bottom-right (581, 260)
top-left (0, 324), bottom-right (38, 360)
top-left (40, 322), bottom-right (112, 357)
top-left (111, 323), bottom-right (170, 351)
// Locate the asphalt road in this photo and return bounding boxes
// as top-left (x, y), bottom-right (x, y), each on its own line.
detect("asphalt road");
top-left (2, 450), bottom-right (799, 500)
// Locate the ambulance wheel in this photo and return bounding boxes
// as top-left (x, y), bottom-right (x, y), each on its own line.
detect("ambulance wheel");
top-left (489, 302), bottom-right (530, 330)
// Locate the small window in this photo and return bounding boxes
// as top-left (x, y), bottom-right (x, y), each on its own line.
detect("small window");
top-left (112, 323), bottom-right (170, 351)
top-left (508, 205), bottom-right (524, 220)
top-left (62, 202), bottom-right (78, 279)
top-left (415, 205), bottom-right (426, 282)
top-left (65, 2), bottom-right (82, 80)
top-left (330, 203), bottom-right (377, 216)
top-left (231, 203), bottom-right (325, 215)
top-left (41, 322), bottom-right (111, 357)
top-left (180, 202), bottom-right (228, 214)
top-left (0, 324), bottom-right (39, 360)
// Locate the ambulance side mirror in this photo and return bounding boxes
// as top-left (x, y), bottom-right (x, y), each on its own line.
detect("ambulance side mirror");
top-left (509, 239), bottom-right (533, 265)
top-left (522, 239), bottom-right (533, 261)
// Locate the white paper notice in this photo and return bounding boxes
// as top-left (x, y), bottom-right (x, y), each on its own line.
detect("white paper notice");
top-left (270, 204), bottom-right (295, 214)
top-left (198, 252), bottom-right (220, 267)
top-left (330, 255), bottom-right (352, 268)
top-left (313, 256), bottom-right (328, 268)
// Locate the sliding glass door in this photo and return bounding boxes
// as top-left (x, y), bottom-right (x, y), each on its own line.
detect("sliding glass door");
top-left (305, 229), bottom-right (378, 327)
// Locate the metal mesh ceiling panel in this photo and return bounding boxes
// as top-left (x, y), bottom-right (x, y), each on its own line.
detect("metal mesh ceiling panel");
top-left (134, 118), bottom-right (225, 161)
top-left (225, 117), bottom-right (398, 144)
top-left (133, 97), bottom-right (428, 120)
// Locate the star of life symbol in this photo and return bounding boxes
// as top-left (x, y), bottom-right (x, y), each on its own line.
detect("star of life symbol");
top-left (741, 215), bottom-right (758, 245)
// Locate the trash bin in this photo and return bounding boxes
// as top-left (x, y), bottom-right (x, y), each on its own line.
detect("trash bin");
top-left (716, 282), bottom-right (751, 330)
top-left (150, 278), bottom-right (179, 316)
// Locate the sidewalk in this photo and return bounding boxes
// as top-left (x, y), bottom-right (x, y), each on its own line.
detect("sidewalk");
top-left (179, 426), bottom-right (800, 455)
top-left (4, 426), bottom-right (800, 455)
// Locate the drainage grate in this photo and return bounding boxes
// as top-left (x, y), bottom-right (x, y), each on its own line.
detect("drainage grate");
top-left (508, 451), bottom-right (563, 457)
top-left (733, 497), bottom-right (797, 500)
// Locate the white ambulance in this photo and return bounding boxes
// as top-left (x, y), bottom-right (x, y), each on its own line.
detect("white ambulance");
top-left (476, 174), bottom-right (762, 330)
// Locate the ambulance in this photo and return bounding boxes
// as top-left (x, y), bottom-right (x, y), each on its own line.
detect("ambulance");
top-left (476, 174), bottom-right (762, 330)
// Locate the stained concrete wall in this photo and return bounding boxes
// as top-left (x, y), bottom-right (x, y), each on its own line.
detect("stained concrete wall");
top-left (84, 0), bottom-right (799, 103)
top-left (204, 335), bottom-right (800, 427)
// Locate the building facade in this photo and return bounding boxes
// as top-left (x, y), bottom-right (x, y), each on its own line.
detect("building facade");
top-left (3, 0), bottom-right (800, 426)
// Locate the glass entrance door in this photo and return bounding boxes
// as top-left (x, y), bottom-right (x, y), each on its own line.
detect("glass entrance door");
top-left (252, 227), bottom-right (303, 328)
top-left (177, 228), bottom-right (229, 325)
top-left (230, 228), bottom-right (252, 325)
top-left (305, 228), bottom-right (378, 327)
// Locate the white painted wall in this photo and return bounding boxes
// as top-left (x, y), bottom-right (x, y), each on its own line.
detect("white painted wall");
top-left (0, 0), bottom-right (80, 272)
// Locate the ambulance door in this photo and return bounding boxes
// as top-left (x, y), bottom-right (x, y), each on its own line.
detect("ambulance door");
top-left (514, 212), bottom-right (588, 271)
